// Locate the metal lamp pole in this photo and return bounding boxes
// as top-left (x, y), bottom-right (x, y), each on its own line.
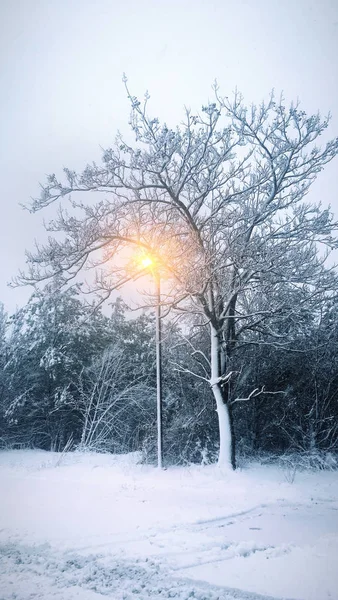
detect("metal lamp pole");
top-left (155, 270), bottom-right (163, 469)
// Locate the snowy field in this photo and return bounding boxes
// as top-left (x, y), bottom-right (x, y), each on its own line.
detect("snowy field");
top-left (0, 450), bottom-right (337, 600)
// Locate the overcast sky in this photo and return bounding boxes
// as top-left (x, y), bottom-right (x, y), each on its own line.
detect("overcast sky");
top-left (1, 0), bottom-right (338, 314)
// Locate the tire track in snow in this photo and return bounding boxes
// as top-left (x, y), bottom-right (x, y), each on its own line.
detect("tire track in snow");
top-left (195, 505), bottom-right (268, 527)
top-left (71, 502), bottom-right (274, 553)
top-left (170, 543), bottom-right (277, 571)
top-left (63, 502), bottom-right (287, 576)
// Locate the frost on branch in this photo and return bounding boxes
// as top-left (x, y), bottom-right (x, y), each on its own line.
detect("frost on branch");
top-left (16, 84), bottom-right (338, 469)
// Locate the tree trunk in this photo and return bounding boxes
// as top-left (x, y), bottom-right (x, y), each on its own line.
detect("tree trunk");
top-left (210, 324), bottom-right (234, 469)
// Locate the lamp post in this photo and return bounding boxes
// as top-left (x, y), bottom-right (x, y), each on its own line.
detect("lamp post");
top-left (139, 254), bottom-right (163, 469)
top-left (155, 271), bottom-right (163, 469)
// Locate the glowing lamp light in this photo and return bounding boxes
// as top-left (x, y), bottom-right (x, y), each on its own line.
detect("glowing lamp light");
top-left (139, 255), bottom-right (154, 269)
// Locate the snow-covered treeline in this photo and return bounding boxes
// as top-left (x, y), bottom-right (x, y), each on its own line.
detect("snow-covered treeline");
top-left (0, 288), bottom-right (337, 467)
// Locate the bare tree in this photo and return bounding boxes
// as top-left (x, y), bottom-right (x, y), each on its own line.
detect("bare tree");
top-left (17, 80), bottom-right (338, 469)
top-left (74, 347), bottom-right (156, 453)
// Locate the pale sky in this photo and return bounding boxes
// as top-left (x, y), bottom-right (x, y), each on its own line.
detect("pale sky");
top-left (1, 0), bottom-right (338, 314)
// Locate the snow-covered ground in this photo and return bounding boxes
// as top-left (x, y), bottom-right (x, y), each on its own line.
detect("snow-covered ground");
top-left (0, 450), bottom-right (337, 600)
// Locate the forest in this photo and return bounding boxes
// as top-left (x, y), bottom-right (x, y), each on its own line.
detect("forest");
top-left (1, 284), bottom-right (337, 469)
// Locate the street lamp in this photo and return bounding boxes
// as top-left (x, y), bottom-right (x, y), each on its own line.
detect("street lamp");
top-left (139, 255), bottom-right (163, 469)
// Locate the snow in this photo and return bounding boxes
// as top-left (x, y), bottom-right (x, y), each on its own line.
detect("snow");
top-left (0, 450), bottom-right (338, 600)
top-left (209, 322), bottom-right (232, 469)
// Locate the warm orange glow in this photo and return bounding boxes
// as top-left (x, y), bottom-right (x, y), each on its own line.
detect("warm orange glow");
top-left (140, 255), bottom-right (154, 269)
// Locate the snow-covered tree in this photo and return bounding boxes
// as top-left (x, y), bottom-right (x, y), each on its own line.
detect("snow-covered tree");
top-left (75, 346), bottom-right (156, 453)
top-left (0, 303), bottom-right (9, 444)
top-left (280, 300), bottom-right (338, 455)
top-left (3, 286), bottom-right (114, 449)
top-left (17, 82), bottom-right (338, 468)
